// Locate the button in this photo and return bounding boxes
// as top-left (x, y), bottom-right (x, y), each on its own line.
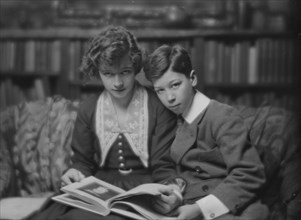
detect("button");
top-left (118, 135), bottom-right (122, 139)
top-left (118, 156), bottom-right (124, 161)
top-left (202, 185), bottom-right (209, 192)
top-left (235, 204), bottom-right (240, 210)
top-left (119, 163), bottom-right (125, 168)
top-left (118, 168), bottom-right (132, 175)
top-left (210, 213), bottom-right (215, 218)
top-left (118, 149), bottom-right (123, 154)
top-left (195, 166), bottom-right (202, 173)
top-left (118, 142), bottom-right (123, 147)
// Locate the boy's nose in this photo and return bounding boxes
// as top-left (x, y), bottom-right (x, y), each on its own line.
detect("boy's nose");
top-left (167, 92), bottom-right (176, 103)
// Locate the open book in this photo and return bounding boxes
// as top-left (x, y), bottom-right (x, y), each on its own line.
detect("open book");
top-left (52, 176), bottom-right (176, 220)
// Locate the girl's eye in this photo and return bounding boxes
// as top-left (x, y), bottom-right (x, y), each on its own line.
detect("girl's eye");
top-left (103, 72), bottom-right (112, 77)
top-left (122, 70), bottom-right (131, 75)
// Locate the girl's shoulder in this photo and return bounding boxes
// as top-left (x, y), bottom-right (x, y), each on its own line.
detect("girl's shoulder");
top-left (144, 86), bottom-right (164, 107)
top-left (77, 93), bottom-right (101, 117)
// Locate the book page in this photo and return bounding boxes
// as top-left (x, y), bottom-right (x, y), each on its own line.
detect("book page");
top-left (61, 176), bottom-right (125, 210)
top-left (59, 176), bottom-right (175, 219)
top-left (52, 194), bottom-right (110, 216)
top-left (108, 183), bottom-right (165, 204)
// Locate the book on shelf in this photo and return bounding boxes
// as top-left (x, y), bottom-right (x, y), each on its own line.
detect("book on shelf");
top-left (50, 40), bottom-right (62, 74)
top-left (52, 176), bottom-right (176, 220)
top-left (248, 42), bottom-right (258, 84)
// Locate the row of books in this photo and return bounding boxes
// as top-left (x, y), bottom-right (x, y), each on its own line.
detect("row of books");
top-left (0, 77), bottom-right (48, 109)
top-left (203, 38), bottom-right (298, 85)
top-left (1, 37), bottom-right (297, 85)
top-left (0, 40), bottom-right (72, 75)
top-left (209, 91), bottom-right (298, 111)
top-left (0, 38), bottom-right (192, 80)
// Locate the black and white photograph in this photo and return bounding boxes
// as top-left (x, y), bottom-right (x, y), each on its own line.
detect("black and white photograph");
top-left (0, 1), bottom-right (300, 220)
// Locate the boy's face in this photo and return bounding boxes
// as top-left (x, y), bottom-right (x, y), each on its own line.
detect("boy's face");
top-left (153, 69), bottom-right (195, 115)
top-left (99, 54), bottom-right (136, 103)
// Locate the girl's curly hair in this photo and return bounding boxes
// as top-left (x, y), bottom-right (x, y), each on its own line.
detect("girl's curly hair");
top-left (80, 26), bottom-right (142, 82)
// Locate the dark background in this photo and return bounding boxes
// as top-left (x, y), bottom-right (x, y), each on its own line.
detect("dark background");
top-left (0, 0), bottom-right (300, 112)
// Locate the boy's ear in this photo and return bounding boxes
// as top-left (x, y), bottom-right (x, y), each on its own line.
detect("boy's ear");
top-left (189, 70), bottom-right (197, 87)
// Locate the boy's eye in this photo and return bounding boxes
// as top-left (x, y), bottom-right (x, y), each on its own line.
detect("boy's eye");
top-left (155, 89), bottom-right (164, 95)
top-left (171, 82), bottom-right (180, 89)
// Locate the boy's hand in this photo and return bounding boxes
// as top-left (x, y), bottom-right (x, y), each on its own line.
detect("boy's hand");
top-left (172, 203), bottom-right (204, 220)
top-left (61, 168), bottom-right (85, 187)
top-left (152, 185), bottom-right (183, 215)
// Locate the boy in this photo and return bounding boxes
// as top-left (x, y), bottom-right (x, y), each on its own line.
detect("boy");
top-left (144, 45), bottom-right (268, 220)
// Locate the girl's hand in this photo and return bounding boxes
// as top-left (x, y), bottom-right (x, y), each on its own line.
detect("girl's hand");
top-left (173, 203), bottom-right (204, 220)
top-left (61, 168), bottom-right (85, 187)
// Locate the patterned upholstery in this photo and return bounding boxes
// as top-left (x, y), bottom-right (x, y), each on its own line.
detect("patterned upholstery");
top-left (0, 105), bottom-right (17, 198)
top-left (237, 104), bottom-right (300, 219)
top-left (0, 96), bottom-right (79, 197)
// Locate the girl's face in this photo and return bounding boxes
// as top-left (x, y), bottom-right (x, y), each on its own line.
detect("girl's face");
top-left (99, 54), bottom-right (136, 105)
top-left (153, 69), bottom-right (196, 115)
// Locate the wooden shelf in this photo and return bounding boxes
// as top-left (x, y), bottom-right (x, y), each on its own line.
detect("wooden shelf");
top-left (69, 80), bottom-right (103, 88)
top-left (0, 28), bottom-right (298, 40)
top-left (204, 83), bottom-right (297, 90)
top-left (0, 72), bottom-right (59, 77)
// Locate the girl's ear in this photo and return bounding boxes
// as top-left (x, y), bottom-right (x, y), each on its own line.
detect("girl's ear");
top-left (189, 70), bottom-right (198, 87)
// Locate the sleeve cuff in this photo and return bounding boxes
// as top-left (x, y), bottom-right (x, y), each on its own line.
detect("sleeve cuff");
top-left (196, 194), bottom-right (229, 219)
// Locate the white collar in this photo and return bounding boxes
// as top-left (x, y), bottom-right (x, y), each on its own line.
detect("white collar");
top-left (182, 90), bottom-right (210, 124)
top-left (95, 84), bottom-right (149, 168)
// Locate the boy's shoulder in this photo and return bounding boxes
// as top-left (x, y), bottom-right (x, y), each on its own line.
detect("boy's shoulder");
top-left (208, 100), bottom-right (237, 114)
top-left (197, 100), bottom-right (241, 124)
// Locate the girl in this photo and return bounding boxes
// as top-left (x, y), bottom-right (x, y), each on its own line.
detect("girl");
top-left (28, 26), bottom-right (179, 220)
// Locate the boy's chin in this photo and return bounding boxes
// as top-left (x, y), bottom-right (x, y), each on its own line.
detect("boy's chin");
top-left (169, 108), bottom-right (181, 115)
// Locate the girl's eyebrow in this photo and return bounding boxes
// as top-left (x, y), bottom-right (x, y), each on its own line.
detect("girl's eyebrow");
top-left (121, 66), bottom-right (133, 70)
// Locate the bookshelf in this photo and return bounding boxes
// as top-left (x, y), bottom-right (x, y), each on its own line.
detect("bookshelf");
top-left (198, 32), bottom-right (299, 110)
top-left (0, 28), bottom-right (299, 110)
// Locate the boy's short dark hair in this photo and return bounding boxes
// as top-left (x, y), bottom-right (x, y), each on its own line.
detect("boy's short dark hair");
top-left (80, 25), bottom-right (142, 81)
top-left (144, 44), bottom-right (192, 82)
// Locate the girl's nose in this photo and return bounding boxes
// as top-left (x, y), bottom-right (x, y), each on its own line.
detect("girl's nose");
top-left (114, 75), bottom-right (123, 88)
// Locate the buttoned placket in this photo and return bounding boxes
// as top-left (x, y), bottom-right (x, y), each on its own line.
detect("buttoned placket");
top-left (117, 134), bottom-right (125, 169)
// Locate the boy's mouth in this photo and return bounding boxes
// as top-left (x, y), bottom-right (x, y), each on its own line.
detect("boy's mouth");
top-left (169, 104), bottom-right (180, 110)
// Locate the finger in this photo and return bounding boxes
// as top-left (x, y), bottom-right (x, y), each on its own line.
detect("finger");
top-left (158, 187), bottom-right (173, 196)
top-left (170, 207), bottom-right (180, 217)
top-left (152, 198), bottom-right (172, 214)
top-left (159, 193), bottom-right (173, 203)
top-left (153, 197), bottom-right (169, 208)
top-left (79, 172), bottom-right (85, 180)
top-left (153, 203), bottom-right (171, 215)
top-left (61, 175), bottom-right (72, 185)
top-left (73, 171), bottom-right (81, 182)
top-left (61, 181), bottom-right (67, 187)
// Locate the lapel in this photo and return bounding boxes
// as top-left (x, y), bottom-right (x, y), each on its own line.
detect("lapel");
top-left (171, 109), bottom-right (207, 164)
